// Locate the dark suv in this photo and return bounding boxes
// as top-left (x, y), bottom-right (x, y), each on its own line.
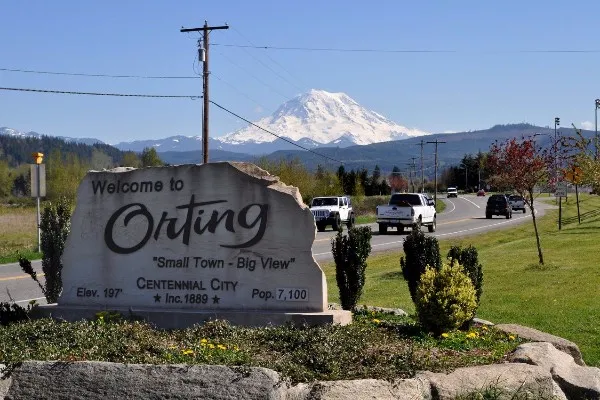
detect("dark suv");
top-left (485, 194), bottom-right (512, 219)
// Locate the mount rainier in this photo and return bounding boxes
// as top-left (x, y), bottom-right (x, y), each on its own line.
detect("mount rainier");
top-left (1, 90), bottom-right (430, 156)
top-left (113, 89), bottom-right (429, 155)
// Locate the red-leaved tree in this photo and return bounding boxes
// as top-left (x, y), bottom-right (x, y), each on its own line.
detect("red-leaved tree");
top-left (488, 137), bottom-right (552, 265)
top-left (388, 173), bottom-right (408, 193)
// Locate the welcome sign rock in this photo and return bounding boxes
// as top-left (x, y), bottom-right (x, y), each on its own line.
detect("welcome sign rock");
top-left (39, 162), bottom-right (351, 328)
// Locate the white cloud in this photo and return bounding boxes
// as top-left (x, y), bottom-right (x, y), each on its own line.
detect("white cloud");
top-left (443, 130), bottom-right (458, 134)
top-left (254, 106), bottom-right (264, 113)
top-left (581, 121), bottom-right (594, 130)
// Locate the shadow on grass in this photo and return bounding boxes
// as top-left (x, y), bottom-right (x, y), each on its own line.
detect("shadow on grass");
top-left (524, 262), bottom-right (561, 271)
top-left (381, 271), bottom-right (403, 280)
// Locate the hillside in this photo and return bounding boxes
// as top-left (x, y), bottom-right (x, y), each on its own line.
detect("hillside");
top-left (0, 134), bottom-right (125, 167)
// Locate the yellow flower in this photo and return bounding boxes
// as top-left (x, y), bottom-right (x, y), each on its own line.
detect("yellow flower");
top-left (441, 333), bottom-right (449, 338)
top-left (208, 343), bottom-right (215, 349)
top-left (182, 349), bottom-right (194, 355)
top-left (466, 332), bottom-right (478, 339)
top-left (481, 326), bottom-right (488, 331)
top-left (200, 338), bottom-right (208, 344)
top-left (372, 319), bottom-right (381, 324)
top-left (509, 335), bottom-right (516, 340)
top-left (233, 345), bottom-right (240, 351)
top-left (217, 344), bottom-right (227, 350)
top-left (168, 345), bottom-right (177, 350)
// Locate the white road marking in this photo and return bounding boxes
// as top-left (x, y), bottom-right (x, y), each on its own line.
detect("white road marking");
top-left (313, 211), bottom-right (537, 257)
top-left (14, 297), bottom-right (45, 304)
top-left (444, 199), bottom-right (456, 214)
top-left (460, 196), bottom-right (481, 208)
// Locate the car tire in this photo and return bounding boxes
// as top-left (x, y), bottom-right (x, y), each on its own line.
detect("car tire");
top-left (486, 213), bottom-right (491, 219)
top-left (332, 214), bottom-right (341, 231)
top-left (346, 213), bottom-right (355, 229)
top-left (523, 208), bottom-right (526, 213)
top-left (379, 224), bottom-right (387, 235)
top-left (316, 223), bottom-right (326, 232)
top-left (428, 216), bottom-right (436, 232)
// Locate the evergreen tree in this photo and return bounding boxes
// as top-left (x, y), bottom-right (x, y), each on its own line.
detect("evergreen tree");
top-left (140, 147), bottom-right (164, 167)
top-left (0, 159), bottom-right (12, 198)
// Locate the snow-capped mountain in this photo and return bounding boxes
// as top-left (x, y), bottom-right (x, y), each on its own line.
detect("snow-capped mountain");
top-left (0, 127), bottom-right (104, 146)
top-left (219, 89), bottom-right (428, 146)
top-left (113, 89), bottom-right (430, 155)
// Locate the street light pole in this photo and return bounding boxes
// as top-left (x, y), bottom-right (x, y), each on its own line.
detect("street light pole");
top-left (460, 163), bottom-right (468, 192)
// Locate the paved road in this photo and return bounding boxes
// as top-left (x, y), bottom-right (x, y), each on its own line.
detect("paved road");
top-left (0, 195), bottom-right (552, 304)
top-left (312, 194), bottom-right (554, 262)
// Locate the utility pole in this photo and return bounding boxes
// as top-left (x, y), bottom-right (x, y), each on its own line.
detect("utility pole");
top-left (426, 140), bottom-right (446, 206)
top-left (408, 157), bottom-right (418, 192)
top-left (419, 139), bottom-right (425, 192)
top-left (181, 21), bottom-right (229, 164)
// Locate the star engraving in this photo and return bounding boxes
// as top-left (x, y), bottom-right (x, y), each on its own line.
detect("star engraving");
top-left (154, 293), bottom-right (161, 303)
top-left (212, 295), bottom-right (220, 304)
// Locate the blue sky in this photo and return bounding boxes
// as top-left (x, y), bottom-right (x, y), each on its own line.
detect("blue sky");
top-left (2, 0), bottom-right (600, 144)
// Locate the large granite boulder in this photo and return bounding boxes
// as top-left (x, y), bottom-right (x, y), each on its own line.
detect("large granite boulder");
top-left (495, 323), bottom-right (584, 366)
top-left (509, 342), bottom-right (600, 400)
top-left (418, 363), bottom-right (567, 400)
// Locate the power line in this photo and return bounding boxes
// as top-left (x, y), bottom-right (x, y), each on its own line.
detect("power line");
top-left (0, 67), bottom-right (200, 79)
top-left (209, 100), bottom-right (343, 164)
top-left (0, 87), bottom-right (199, 98)
top-left (231, 27), bottom-right (305, 92)
top-left (213, 44), bottom-right (600, 54)
top-left (216, 51), bottom-right (291, 101)
top-left (212, 73), bottom-right (267, 109)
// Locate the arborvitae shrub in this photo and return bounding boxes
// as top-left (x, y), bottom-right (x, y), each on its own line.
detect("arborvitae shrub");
top-left (332, 226), bottom-right (373, 310)
top-left (415, 263), bottom-right (477, 336)
top-left (20, 197), bottom-right (71, 304)
top-left (400, 227), bottom-right (442, 303)
top-left (447, 245), bottom-right (484, 305)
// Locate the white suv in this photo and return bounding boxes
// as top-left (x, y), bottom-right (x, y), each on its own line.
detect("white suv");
top-left (447, 187), bottom-right (458, 198)
top-left (309, 196), bottom-right (355, 232)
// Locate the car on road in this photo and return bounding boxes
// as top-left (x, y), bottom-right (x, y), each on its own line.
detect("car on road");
top-left (486, 194), bottom-right (512, 219)
top-left (309, 196), bottom-right (355, 232)
top-left (509, 195), bottom-right (526, 213)
top-left (477, 189), bottom-right (486, 196)
top-left (447, 187), bottom-right (458, 198)
top-left (376, 193), bottom-right (436, 234)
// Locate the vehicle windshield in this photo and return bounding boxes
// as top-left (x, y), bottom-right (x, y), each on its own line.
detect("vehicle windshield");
top-left (311, 198), bottom-right (338, 207)
top-left (448, 188), bottom-right (457, 192)
top-left (389, 194), bottom-right (422, 206)
top-left (509, 195), bottom-right (523, 201)
top-left (488, 195), bottom-right (507, 205)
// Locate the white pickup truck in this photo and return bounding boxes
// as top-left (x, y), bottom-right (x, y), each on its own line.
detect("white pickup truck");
top-left (376, 193), bottom-right (436, 234)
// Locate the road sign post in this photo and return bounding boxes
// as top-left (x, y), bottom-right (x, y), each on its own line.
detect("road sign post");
top-left (555, 181), bottom-right (567, 231)
top-left (30, 153), bottom-right (45, 253)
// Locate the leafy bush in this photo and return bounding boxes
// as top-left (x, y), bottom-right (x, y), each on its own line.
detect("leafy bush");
top-left (19, 197), bottom-right (71, 303)
top-left (0, 316), bottom-right (522, 383)
top-left (415, 263), bottom-right (477, 336)
top-left (332, 226), bottom-right (373, 310)
top-left (447, 245), bottom-right (484, 305)
top-left (400, 227), bottom-right (442, 303)
top-left (0, 301), bottom-right (35, 326)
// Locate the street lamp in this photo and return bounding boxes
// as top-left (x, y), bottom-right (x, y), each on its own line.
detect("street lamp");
top-left (595, 99), bottom-right (600, 160)
top-left (459, 163), bottom-right (468, 192)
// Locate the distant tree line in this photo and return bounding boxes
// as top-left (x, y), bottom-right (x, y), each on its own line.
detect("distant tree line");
top-left (0, 134), bottom-right (164, 202)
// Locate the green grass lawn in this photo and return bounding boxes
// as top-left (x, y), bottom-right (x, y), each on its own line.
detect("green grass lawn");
top-left (324, 193), bottom-right (600, 366)
top-left (0, 206), bottom-right (41, 264)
